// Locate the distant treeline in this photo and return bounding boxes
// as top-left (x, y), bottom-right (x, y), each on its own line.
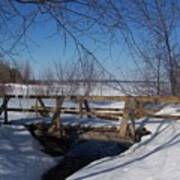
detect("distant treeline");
top-left (0, 61), bottom-right (23, 83)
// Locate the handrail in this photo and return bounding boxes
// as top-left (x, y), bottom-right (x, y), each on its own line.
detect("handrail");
top-left (0, 95), bottom-right (180, 124)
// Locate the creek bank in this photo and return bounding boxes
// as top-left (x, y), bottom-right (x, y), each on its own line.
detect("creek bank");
top-left (42, 140), bottom-right (130, 180)
top-left (26, 123), bottom-right (150, 180)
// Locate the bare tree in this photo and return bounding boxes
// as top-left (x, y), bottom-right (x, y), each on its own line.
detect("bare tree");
top-left (137, 42), bottom-right (167, 95)
top-left (126, 0), bottom-right (180, 95)
top-left (0, 1), bottom-right (125, 59)
top-left (78, 53), bottom-right (103, 96)
top-left (21, 61), bottom-right (33, 84)
top-left (1, 0), bottom-right (180, 96)
top-left (0, 59), bottom-right (23, 83)
top-left (0, 0), bottom-right (132, 97)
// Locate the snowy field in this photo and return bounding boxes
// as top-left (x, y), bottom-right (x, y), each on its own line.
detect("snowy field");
top-left (4, 83), bottom-right (128, 96)
top-left (1, 105), bottom-right (180, 180)
top-left (0, 86), bottom-right (180, 180)
top-left (0, 98), bottom-right (125, 180)
top-left (0, 124), bottom-right (56, 180)
top-left (3, 82), bottom-right (164, 96)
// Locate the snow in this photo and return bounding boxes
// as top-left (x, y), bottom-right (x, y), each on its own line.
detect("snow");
top-left (1, 85), bottom-right (180, 180)
top-left (0, 95), bottom-right (125, 180)
top-left (7, 112), bottom-right (121, 129)
top-left (68, 118), bottom-right (180, 180)
top-left (0, 99), bottom-right (122, 180)
top-left (0, 125), bottom-right (57, 180)
top-left (4, 83), bottom-right (126, 96)
top-left (89, 101), bottom-right (124, 109)
top-left (2, 110), bottom-right (180, 180)
top-left (0, 113), bottom-right (179, 180)
top-left (4, 82), bottom-right (157, 96)
top-left (156, 104), bottom-right (180, 116)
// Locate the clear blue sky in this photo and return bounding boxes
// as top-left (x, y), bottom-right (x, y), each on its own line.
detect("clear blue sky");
top-left (8, 2), bottom-right (138, 80)
top-left (18, 19), bottom-right (137, 80)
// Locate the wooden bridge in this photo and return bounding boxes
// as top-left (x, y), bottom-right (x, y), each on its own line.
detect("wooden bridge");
top-left (0, 95), bottom-right (180, 124)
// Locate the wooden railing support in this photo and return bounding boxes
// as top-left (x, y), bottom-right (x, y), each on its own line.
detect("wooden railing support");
top-left (4, 106), bottom-right (8, 124)
top-left (79, 98), bottom-right (83, 118)
top-left (48, 96), bottom-right (64, 138)
top-left (37, 98), bottom-right (49, 117)
top-left (83, 99), bottom-right (92, 118)
top-left (1, 95), bottom-right (180, 125)
top-left (0, 97), bottom-right (10, 124)
top-left (119, 97), bottom-right (138, 141)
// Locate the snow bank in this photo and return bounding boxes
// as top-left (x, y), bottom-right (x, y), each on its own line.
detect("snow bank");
top-left (68, 118), bottom-right (180, 180)
top-left (0, 125), bottom-right (56, 180)
top-left (156, 104), bottom-right (180, 116)
top-left (1, 95), bottom-right (180, 180)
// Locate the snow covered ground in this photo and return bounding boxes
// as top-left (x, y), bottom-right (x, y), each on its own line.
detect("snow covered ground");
top-left (4, 83), bottom-right (127, 96)
top-left (0, 100), bottom-right (123, 180)
top-left (68, 117), bottom-right (180, 180)
top-left (0, 109), bottom-right (121, 180)
top-left (4, 82), bottom-right (161, 96)
top-left (0, 125), bottom-right (57, 180)
top-left (1, 96), bottom-right (180, 180)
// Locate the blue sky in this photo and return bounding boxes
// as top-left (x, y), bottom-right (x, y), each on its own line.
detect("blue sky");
top-left (5, 1), bottom-right (139, 80)
top-left (2, 1), bottom-right (180, 81)
top-left (18, 16), bottom-right (137, 80)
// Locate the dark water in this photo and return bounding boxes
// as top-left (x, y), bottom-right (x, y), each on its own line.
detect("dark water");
top-left (42, 140), bottom-right (131, 180)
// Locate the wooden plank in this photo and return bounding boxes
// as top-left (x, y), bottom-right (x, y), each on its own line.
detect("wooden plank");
top-left (4, 107), bottom-right (180, 120)
top-left (0, 97), bottom-right (10, 124)
top-left (37, 98), bottom-right (49, 117)
top-left (79, 98), bottom-right (83, 118)
top-left (48, 96), bottom-right (65, 138)
top-left (83, 99), bottom-right (92, 118)
top-left (6, 107), bottom-right (123, 115)
top-left (5, 107), bottom-right (123, 121)
top-left (0, 96), bottom-right (10, 115)
top-left (32, 105), bottom-right (123, 112)
top-left (3, 97), bottom-right (9, 124)
top-left (1, 95), bottom-right (180, 122)
top-left (4, 108), bottom-right (8, 124)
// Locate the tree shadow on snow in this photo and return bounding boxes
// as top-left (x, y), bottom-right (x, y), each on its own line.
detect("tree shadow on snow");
top-left (73, 119), bottom-right (180, 180)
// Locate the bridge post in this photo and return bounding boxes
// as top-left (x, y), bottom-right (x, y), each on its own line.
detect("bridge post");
top-left (0, 96), bottom-right (10, 124)
top-left (37, 98), bottom-right (49, 117)
top-left (84, 99), bottom-right (92, 118)
top-left (119, 97), bottom-right (137, 141)
top-left (79, 98), bottom-right (83, 118)
top-left (48, 96), bottom-right (64, 138)
top-left (4, 106), bottom-right (8, 124)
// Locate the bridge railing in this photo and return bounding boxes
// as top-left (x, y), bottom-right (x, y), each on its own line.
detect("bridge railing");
top-left (0, 95), bottom-right (180, 124)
